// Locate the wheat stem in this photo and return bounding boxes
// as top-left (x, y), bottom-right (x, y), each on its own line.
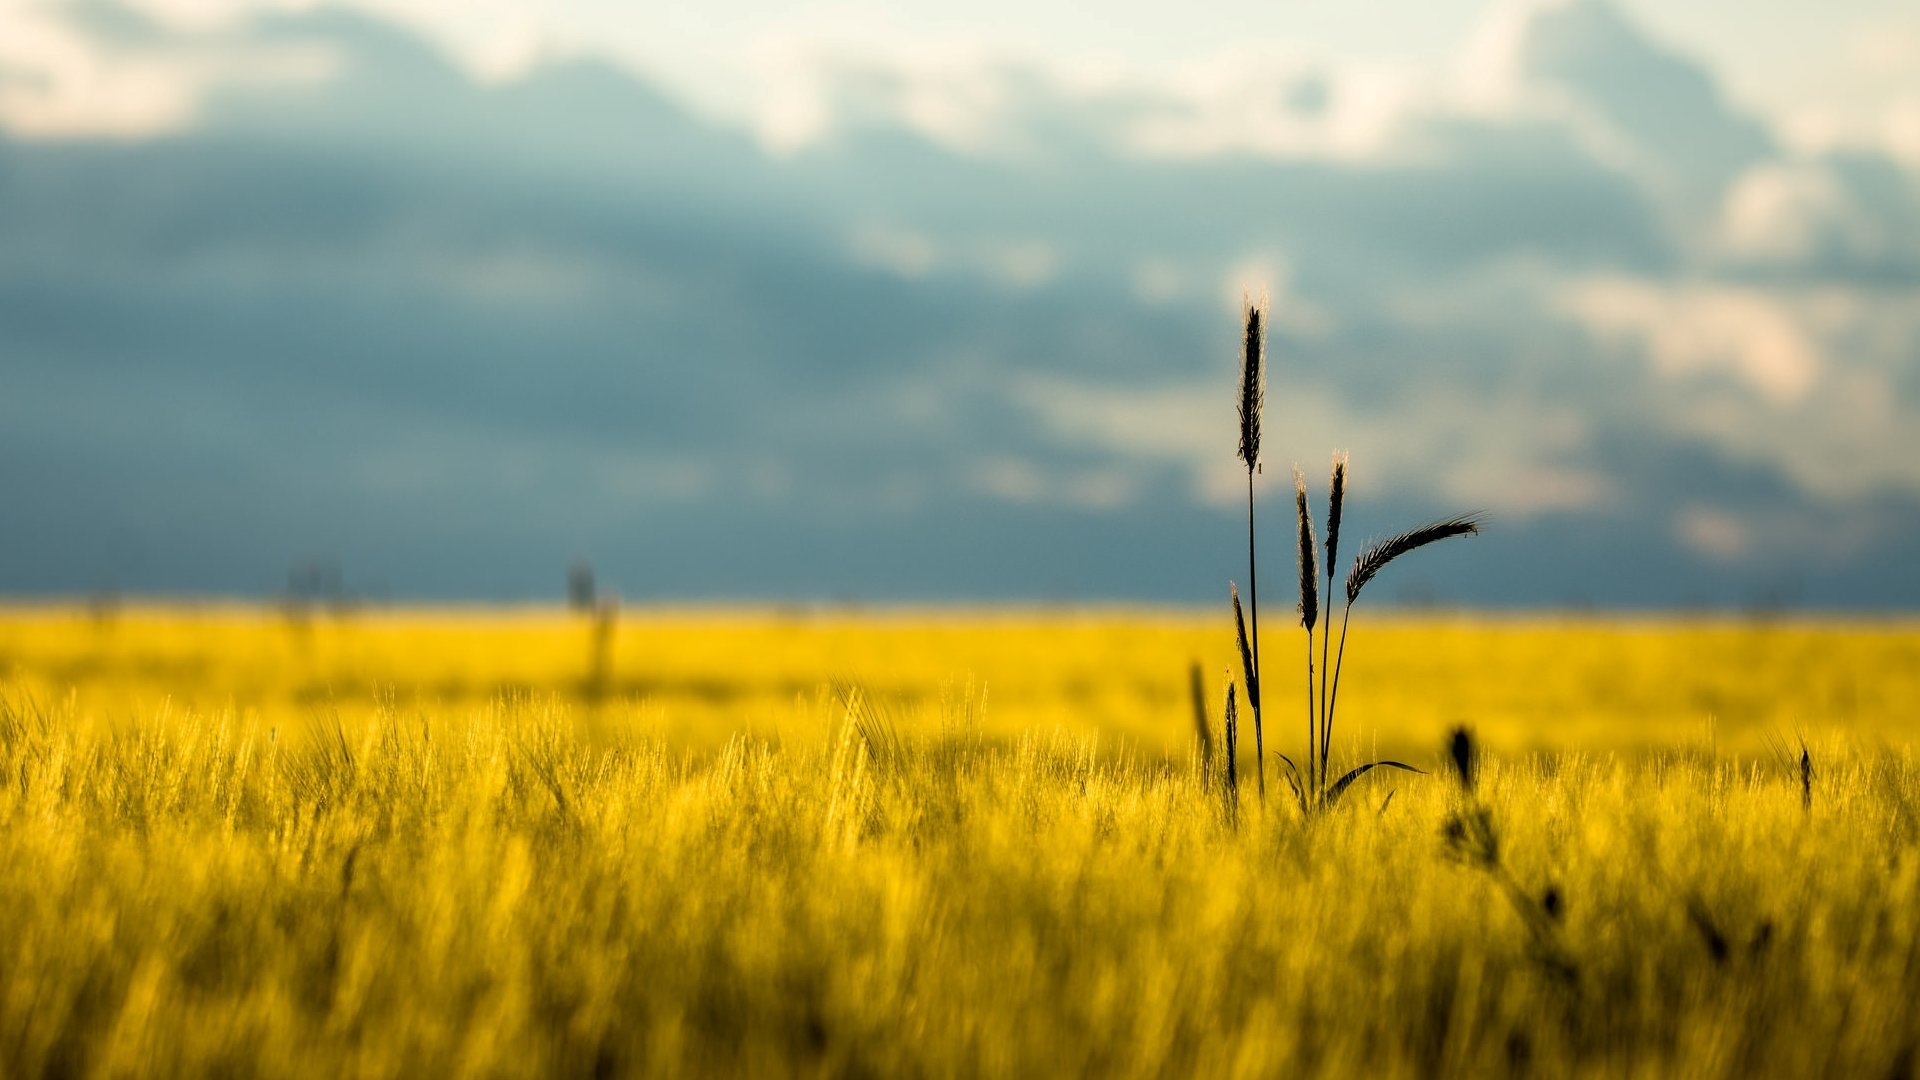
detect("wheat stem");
top-left (1324, 599), bottom-right (1353, 795)
top-left (1246, 472), bottom-right (1264, 800)
top-left (1320, 453), bottom-right (1345, 794)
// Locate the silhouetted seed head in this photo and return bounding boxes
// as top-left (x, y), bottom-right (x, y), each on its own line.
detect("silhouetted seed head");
top-left (1294, 467), bottom-right (1318, 631)
top-left (1231, 583), bottom-right (1260, 712)
top-left (1237, 296), bottom-right (1265, 471)
top-left (1448, 726), bottom-right (1478, 792)
top-left (1686, 896), bottom-right (1731, 965)
top-left (1440, 805), bottom-right (1498, 867)
top-left (1325, 451), bottom-right (1347, 576)
top-left (1541, 885), bottom-right (1563, 922)
top-left (1346, 514), bottom-right (1482, 606)
top-left (567, 561), bottom-right (596, 612)
top-left (1223, 676), bottom-right (1239, 792)
top-left (1188, 661), bottom-right (1213, 766)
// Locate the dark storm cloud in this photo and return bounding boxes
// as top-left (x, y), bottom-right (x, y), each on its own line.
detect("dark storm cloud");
top-left (0, 1), bottom-right (1916, 606)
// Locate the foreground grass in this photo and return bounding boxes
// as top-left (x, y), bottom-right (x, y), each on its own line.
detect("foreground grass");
top-left (2, 608), bottom-right (1918, 1076)
top-left (3, 695), bottom-right (1918, 1077)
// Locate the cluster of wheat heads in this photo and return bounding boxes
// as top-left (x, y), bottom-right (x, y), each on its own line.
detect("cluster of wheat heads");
top-left (1227, 293), bottom-right (1480, 814)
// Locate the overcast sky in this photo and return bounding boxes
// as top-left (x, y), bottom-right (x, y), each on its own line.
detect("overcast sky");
top-left (2, 0), bottom-right (1918, 607)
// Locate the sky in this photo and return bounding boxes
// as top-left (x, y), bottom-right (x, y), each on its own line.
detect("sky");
top-left (2, 0), bottom-right (1919, 607)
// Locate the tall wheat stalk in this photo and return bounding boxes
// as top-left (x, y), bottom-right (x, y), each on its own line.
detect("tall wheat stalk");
top-left (1223, 675), bottom-right (1239, 820)
top-left (1236, 294), bottom-right (1266, 799)
top-left (1188, 661), bottom-right (1212, 787)
top-left (1293, 467), bottom-right (1318, 794)
top-left (1320, 453), bottom-right (1346, 790)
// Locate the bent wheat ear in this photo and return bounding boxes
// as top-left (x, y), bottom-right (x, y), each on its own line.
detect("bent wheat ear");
top-left (1231, 583), bottom-right (1260, 713)
top-left (1345, 514), bottom-right (1481, 605)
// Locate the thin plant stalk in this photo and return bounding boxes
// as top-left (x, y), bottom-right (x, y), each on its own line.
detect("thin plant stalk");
top-left (1189, 661), bottom-right (1212, 787)
top-left (1320, 453), bottom-right (1345, 792)
top-left (1246, 470), bottom-right (1263, 799)
top-left (1303, 633), bottom-right (1317, 799)
top-left (1324, 599), bottom-right (1354, 789)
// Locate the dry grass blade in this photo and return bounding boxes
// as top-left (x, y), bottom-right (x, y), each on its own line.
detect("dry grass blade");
top-left (1274, 752), bottom-right (1308, 814)
top-left (834, 680), bottom-right (908, 780)
top-left (1322, 760), bottom-right (1425, 807)
top-left (1345, 514), bottom-right (1482, 605)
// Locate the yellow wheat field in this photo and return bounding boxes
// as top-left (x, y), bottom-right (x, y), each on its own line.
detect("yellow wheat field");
top-left (2, 605), bottom-right (1918, 1077)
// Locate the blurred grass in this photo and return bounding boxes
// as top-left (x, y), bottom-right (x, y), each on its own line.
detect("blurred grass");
top-left (1, 605), bottom-right (1918, 1076)
top-left (3, 604), bottom-right (1916, 756)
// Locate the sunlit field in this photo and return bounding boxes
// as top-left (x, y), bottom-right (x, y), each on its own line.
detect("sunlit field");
top-left (2, 605), bottom-right (1918, 1076)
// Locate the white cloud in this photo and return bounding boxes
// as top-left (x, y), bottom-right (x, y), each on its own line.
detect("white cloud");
top-left (1716, 156), bottom-right (1920, 270)
top-left (1558, 279), bottom-right (1823, 404)
top-left (847, 226), bottom-right (1058, 287)
top-left (982, 239), bottom-right (1056, 288)
top-left (849, 224), bottom-right (939, 278)
top-left (1130, 258), bottom-right (1188, 306)
top-left (1674, 506), bottom-right (1750, 561)
top-left (1673, 501), bottom-right (1896, 566)
top-left (1217, 255), bottom-right (1332, 339)
top-left (967, 458), bottom-right (1136, 511)
top-left (1011, 376), bottom-right (1615, 521)
top-left (1718, 162), bottom-right (1858, 263)
top-left (0, 2), bottom-right (337, 137)
top-left (1561, 277), bottom-right (1920, 501)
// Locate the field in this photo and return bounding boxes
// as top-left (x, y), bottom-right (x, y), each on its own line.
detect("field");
top-left (3, 605), bottom-right (1919, 1077)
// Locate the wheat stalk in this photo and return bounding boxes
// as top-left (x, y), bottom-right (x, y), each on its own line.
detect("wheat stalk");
top-left (1223, 675), bottom-right (1239, 816)
top-left (1293, 466), bottom-right (1318, 792)
top-left (1188, 661), bottom-right (1212, 786)
top-left (1230, 582), bottom-right (1259, 716)
top-left (1236, 294), bottom-right (1267, 800)
top-left (1320, 452), bottom-right (1346, 782)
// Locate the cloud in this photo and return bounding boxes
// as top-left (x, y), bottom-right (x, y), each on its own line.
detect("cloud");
top-left (1, 0), bottom-right (1917, 606)
top-left (967, 458), bottom-right (1136, 511)
top-left (1558, 278), bottom-right (1920, 501)
top-left (1467, 0), bottom-right (1773, 213)
top-left (1558, 279), bottom-right (1823, 404)
top-left (1010, 372), bottom-right (1618, 522)
top-left (1712, 151), bottom-right (1920, 280)
top-left (0, 0), bottom-right (336, 136)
